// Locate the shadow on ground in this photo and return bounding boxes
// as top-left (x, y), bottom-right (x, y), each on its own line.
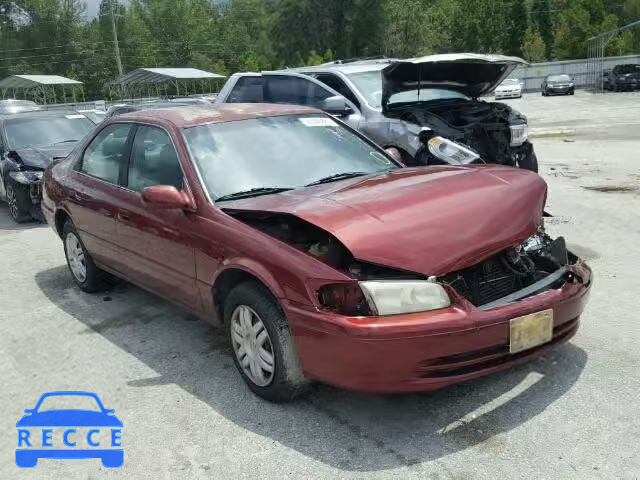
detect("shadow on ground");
top-left (35, 265), bottom-right (588, 472)
top-left (0, 204), bottom-right (46, 231)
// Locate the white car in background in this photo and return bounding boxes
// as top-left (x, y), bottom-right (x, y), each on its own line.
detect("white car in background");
top-left (494, 78), bottom-right (523, 99)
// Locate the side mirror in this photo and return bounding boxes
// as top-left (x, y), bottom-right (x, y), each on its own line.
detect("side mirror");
top-left (142, 185), bottom-right (194, 210)
top-left (384, 147), bottom-right (403, 163)
top-left (320, 95), bottom-right (353, 116)
top-left (24, 409), bottom-right (34, 414)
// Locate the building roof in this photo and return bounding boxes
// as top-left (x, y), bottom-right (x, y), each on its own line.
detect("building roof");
top-left (0, 75), bottom-right (83, 89)
top-left (111, 68), bottom-right (226, 86)
top-left (117, 103), bottom-right (317, 128)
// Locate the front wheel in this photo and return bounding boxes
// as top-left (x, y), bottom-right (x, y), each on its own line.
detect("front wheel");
top-left (62, 220), bottom-right (112, 292)
top-left (224, 281), bottom-right (310, 402)
top-left (5, 179), bottom-right (32, 223)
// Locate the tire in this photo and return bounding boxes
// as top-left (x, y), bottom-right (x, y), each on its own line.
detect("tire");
top-left (62, 220), bottom-right (112, 292)
top-left (5, 179), bottom-right (32, 223)
top-left (518, 150), bottom-right (539, 173)
top-left (224, 281), bottom-right (310, 402)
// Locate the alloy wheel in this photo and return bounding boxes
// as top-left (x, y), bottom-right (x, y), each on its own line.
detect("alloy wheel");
top-left (65, 232), bottom-right (87, 283)
top-left (230, 305), bottom-right (275, 387)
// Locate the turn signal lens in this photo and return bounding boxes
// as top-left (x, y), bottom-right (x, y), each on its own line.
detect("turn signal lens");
top-left (317, 283), bottom-right (371, 316)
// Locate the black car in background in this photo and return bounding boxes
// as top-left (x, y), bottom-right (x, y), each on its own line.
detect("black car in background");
top-left (541, 74), bottom-right (575, 96)
top-left (603, 64), bottom-right (640, 91)
top-left (0, 110), bottom-right (95, 222)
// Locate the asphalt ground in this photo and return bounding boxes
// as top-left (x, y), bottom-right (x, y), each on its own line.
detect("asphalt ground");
top-left (1, 91), bottom-right (639, 479)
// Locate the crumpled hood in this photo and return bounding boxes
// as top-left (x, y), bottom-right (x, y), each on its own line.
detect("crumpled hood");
top-left (9, 143), bottom-right (77, 169)
top-left (222, 166), bottom-right (547, 276)
top-left (382, 53), bottom-right (527, 108)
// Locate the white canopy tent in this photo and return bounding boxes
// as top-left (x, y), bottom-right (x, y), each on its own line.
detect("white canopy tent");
top-left (110, 67), bottom-right (226, 98)
top-left (0, 75), bottom-right (84, 104)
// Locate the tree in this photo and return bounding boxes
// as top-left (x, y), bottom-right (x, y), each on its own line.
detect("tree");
top-left (506, 0), bottom-right (528, 57)
top-left (531, 0), bottom-right (553, 58)
top-left (521, 26), bottom-right (546, 62)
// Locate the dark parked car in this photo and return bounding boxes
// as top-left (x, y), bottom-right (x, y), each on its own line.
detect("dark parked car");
top-left (216, 54), bottom-right (539, 172)
top-left (603, 64), bottom-right (640, 91)
top-left (0, 110), bottom-right (95, 222)
top-left (43, 104), bottom-right (592, 402)
top-left (541, 74), bottom-right (575, 96)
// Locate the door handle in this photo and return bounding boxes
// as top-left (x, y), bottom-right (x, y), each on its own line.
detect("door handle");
top-left (72, 191), bottom-right (90, 202)
top-left (118, 211), bottom-right (130, 222)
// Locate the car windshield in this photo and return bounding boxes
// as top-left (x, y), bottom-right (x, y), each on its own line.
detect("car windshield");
top-left (548, 75), bottom-right (571, 82)
top-left (347, 70), bottom-right (468, 108)
top-left (501, 79), bottom-right (520, 86)
top-left (5, 114), bottom-right (94, 149)
top-left (183, 114), bottom-right (397, 200)
top-left (37, 395), bottom-right (102, 412)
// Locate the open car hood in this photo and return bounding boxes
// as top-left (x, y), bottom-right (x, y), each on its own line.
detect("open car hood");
top-left (222, 166), bottom-right (547, 276)
top-left (382, 53), bottom-right (527, 108)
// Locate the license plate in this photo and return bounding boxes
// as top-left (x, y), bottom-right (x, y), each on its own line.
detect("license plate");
top-left (509, 309), bottom-right (554, 354)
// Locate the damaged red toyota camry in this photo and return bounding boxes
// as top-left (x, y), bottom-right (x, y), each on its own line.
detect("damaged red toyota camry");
top-left (42, 104), bottom-right (592, 401)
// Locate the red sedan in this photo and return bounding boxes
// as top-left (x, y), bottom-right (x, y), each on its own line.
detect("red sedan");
top-left (42, 104), bottom-right (592, 401)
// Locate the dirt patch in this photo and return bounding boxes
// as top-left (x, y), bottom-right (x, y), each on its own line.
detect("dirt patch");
top-left (582, 185), bottom-right (638, 193)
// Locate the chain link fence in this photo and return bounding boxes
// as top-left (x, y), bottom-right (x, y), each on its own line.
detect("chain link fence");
top-left (512, 54), bottom-right (640, 93)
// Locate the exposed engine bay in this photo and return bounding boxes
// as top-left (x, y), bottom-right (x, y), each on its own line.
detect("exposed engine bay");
top-left (229, 210), bottom-right (580, 311)
top-left (386, 100), bottom-right (531, 168)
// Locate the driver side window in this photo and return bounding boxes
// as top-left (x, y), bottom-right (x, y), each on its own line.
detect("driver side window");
top-left (127, 126), bottom-right (183, 193)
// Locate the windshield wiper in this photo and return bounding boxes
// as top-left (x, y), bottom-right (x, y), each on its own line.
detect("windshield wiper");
top-left (305, 171), bottom-right (369, 187)
top-left (52, 139), bottom-right (79, 145)
top-left (215, 187), bottom-right (294, 202)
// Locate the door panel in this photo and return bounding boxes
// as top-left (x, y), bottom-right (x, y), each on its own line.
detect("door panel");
top-left (116, 125), bottom-right (200, 310)
top-left (67, 123), bottom-right (134, 270)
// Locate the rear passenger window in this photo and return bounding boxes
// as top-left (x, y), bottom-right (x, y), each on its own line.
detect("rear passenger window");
top-left (127, 126), bottom-right (183, 192)
top-left (228, 76), bottom-right (264, 103)
top-left (81, 123), bottom-right (132, 184)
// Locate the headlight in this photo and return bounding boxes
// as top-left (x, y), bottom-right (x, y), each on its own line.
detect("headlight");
top-left (509, 123), bottom-right (528, 146)
top-left (569, 82), bottom-right (574, 87)
top-left (427, 136), bottom-right (480, 165)
top-left (9, 170), bottom-right (43, 184)
top-left (359, 280), bottom-right (451, 315)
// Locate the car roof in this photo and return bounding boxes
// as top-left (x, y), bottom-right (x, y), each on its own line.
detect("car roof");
top-left (285, 61), bottom-right (391, 75)
top-left (0, 109), bottom-right (89, 121)
top-left (117, 103), bottom-right (320, 128)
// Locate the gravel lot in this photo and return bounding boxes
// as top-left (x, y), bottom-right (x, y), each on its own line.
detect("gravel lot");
top-left (1, 91), bottom-right (639, 479)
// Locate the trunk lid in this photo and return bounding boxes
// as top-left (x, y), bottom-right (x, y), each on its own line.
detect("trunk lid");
top-left (222, 166), bottom-right (547, 276)
top-left (382, 53), bottom-right (527, 110)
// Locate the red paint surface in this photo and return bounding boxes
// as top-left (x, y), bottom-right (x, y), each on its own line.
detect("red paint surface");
top-left (42, 105), bottom-right (591, 393)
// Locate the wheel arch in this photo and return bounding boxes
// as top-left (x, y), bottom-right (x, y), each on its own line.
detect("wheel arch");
top-left (54, 208), bottom-right (72, 238)
top-left (211, 265), bottom-right (285, 324)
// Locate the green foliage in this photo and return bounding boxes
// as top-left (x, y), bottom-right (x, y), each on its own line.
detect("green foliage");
top-left (0, 0), bottom-right (638, 100)
top-left (521, 26), bottom-right (546, 62)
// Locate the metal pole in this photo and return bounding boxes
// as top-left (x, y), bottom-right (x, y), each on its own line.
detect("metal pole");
top-left (110, 0), bottom-right (123, 76)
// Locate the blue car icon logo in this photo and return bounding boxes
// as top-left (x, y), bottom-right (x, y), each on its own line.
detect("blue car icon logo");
top-left (16, 391), bottom-right (123, 468)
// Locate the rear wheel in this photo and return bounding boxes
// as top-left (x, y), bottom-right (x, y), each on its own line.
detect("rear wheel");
top-left (62, 220), bottom-right (111, 292)
top-left (224, 281), bottom-right (310, 402)
top-left (5, 179), bottom-right (32, 223)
